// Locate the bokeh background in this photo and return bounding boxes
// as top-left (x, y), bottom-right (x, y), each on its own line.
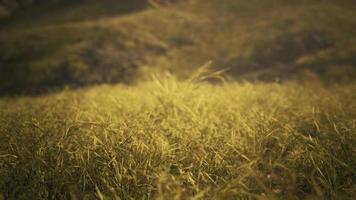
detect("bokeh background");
top-left (0, 0), bottom-right (355, 94)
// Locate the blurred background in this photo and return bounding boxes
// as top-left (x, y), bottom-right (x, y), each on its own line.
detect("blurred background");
top-left (0, 0), bottom-right (355, 95)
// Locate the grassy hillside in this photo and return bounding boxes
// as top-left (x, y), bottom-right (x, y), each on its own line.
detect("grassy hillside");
top-left (0, 0), bottom-right (355, 95)
top-left (1, 75), bottom-right (355, 199)
top-left (184, 0), bottom-right (356, 80)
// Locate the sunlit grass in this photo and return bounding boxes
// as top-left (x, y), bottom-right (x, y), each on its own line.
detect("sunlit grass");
top-left (0, 1), bottom-right (355, 199)
top-left (1, 75), bottom-right (355, 199)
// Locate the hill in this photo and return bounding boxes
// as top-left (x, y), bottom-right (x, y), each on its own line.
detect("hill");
top-left (0, 0), bottom-right (355, 95)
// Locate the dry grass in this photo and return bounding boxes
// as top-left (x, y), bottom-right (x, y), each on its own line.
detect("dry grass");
top-left (0, 74), bottom-right (355, 199)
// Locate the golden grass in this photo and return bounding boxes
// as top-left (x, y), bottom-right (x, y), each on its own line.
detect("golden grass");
top-left (1, 75), bottom-right (355, 199)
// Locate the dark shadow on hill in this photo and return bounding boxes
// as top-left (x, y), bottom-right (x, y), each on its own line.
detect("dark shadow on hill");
top-left (0, 0), bottom-right (165, 97)
top-left (0, 0), bottom-right (149, 28)
top-left (0, 31), bottom-right (168, 96)
top-left (223, 31), bottom-right (356, 82)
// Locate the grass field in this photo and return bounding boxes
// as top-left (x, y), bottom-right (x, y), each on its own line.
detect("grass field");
top-left (0, 0), bottom-right (356, 199)
top-left (1, 73), bottom-right (355, 199)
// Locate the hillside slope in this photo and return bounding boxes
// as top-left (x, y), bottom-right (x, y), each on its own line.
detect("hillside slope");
top-left (0, 0), bottom-right (355, 95)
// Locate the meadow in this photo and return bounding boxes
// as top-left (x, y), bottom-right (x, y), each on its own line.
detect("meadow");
top-left (0, 0), bottom-right (356, 199)
top-left (1, 73), bottom-right (355, 199)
